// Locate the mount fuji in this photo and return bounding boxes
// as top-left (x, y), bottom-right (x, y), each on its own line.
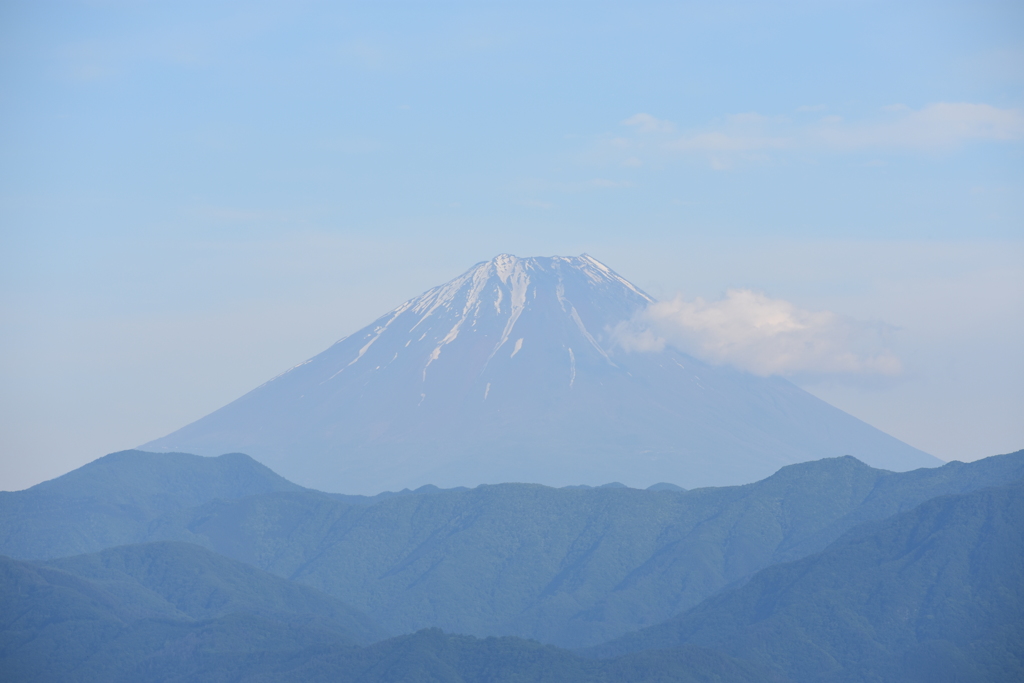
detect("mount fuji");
top-left (142, 254), bottom-right (939, 493)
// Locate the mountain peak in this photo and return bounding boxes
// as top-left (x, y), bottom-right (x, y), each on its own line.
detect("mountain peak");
top-left (346, 253), bottom-right (652, 390)
top-left (142, 254), bottom-right (938, 493)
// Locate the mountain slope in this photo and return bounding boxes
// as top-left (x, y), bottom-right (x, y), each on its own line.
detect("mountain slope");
top-left (4, 449), bottom-right (1005, 647)
top-left (0, 450), bottom-right (304, 559)
top-left (0, 542), bottom-right (385, 683)
top-left (43, 541), bottom-right (385, 643)
top-left (149, 451), bottom-right (1017, 647)
top-left (207, 629), bottom-right (776, 683)
top-left (3, 450), bottom-right (1020, 646)
top-left (0, 559), bottom-right (771, 683)
top-left (141, 254), bottom-right (937, 493)
top-left (595, 479), bottom-right (1024, 682)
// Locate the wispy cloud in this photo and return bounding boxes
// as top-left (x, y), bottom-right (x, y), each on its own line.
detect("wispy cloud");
top-left (614, 103), bottom-right (1024, 168)
top-left (668, 132), bottom-right (787, 152)
top-left (613, 290), bottom-right (902, 377)
top-left (812, 103), bottom-right (1024, 150)
top-left (622, 113), bottom-right (675, 133)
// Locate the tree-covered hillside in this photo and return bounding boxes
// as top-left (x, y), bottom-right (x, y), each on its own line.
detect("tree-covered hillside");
top-left (3, 452), bottom-right (1023, 681)
top-left (2, 449), bottom-right (1022, 647)
top-left (0, 541), bottom-right (385, 682)
top-left (140, 450), bottom-right (1024, 645)
top-left (595, 480), bottom-right (1024, 682)
top-left (0, 450), bottom-right (305, 559)
top-left (1, 544), bottom-right (772, 683)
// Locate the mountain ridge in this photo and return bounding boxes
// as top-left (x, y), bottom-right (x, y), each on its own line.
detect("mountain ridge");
top-left (5, 448), bottom-right (1019, 648)
top-left (0, 542), bottom-right (383, 683)
top-left (590, 477), bottom-right (1024, 682)
top-left (0, 450), bottom-right (306, 560)
top-left (1, 546), bottom-right (774, 683)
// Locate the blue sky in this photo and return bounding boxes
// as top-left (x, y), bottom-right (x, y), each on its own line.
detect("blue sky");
top-left (1, 0), bottom-right (1022, 490)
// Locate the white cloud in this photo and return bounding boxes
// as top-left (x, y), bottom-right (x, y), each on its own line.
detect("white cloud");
top-left (617, 111), bottom-right (789, 170)
top-left (614, 289), bottom-right (902, 377)
top-left (669, 131), bottom-right (787, 152)
top-left (813, 103), bottom-right (1024, 150)
top-left (613, 103), bottom-right (1024, 168)
top-left (622, 113), bottom-right (675, 133)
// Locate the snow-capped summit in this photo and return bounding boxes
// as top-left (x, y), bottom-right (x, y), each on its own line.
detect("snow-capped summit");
top-left (337, 253), bottom-right (650, 391)
top-left (142, 254), bottom-right (939, 493)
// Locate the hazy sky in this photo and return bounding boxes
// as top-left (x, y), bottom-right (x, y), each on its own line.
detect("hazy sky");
top-left (2, 0), bottom-right (1022, 491)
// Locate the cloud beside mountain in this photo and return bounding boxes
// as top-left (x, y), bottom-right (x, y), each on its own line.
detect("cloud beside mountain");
top-left (614, 289), bottom-right (903, 378)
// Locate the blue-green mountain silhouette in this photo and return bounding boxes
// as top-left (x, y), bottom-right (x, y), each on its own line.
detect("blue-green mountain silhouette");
top-left (0, 541), bottom-right (385, 682)
top-left (594, 479), bottom-right (1024, 682)
top-left (3, 449), bottom-right (1020, 648)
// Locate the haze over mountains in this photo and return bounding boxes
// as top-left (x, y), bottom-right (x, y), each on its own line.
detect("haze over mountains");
top-left (3, 449), bottom-right (1021, 681)
top-left (142, 254), bottom-right (938, 494)
top-left (6, 254), bottom-right (1006, 682)
top-left (5, 449), bottom-right (1020, 648)
top-left (595, 479), bottom-right (1024, 682)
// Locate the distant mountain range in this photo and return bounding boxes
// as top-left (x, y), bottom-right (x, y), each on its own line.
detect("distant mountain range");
top-left (140, 254), bottom-right (938, 493)
top-left (1, 543), bottom-right (772, 683)
top-left (3, 255), bottom-right (1014, 681)
top-left (594, 478), bottom-right (1024, 682)
top-left (2, 448), bottom-right (1021, 682)
top-left (4, 448), bottom-right (1021, 649)
top-left (1, 541), bottom-right (385, 679)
